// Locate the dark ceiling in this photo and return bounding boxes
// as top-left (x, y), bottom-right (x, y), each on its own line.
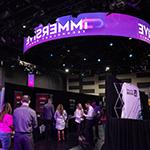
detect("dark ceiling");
top-left (0, 0), bottom-right (150, 75)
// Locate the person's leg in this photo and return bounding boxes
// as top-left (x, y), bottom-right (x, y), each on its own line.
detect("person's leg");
top-left (0, 133), bottom-right (11, 150)
top-left (14, 133), bottom-right (22, 150)
top-left (50, 120), bottom-right (54, 139)
top-left (89, 120), bottom-right (94, 143)
top-left (57, 130), bottom-right (61, 141)
top-left (45, 120), bottom-right (51, 140)
top-left (62, 130), bottom-right (65, 140)
top-left (22, 134), bottom-right (34, 150)
top-left (95, 123), bottom-right (99, 139)
top-left (76, 122), bottom-right (80, 138)
top-left (84, 120), bottom-right (90, 142)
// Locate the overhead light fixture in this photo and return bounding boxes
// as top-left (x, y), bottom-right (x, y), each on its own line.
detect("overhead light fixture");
top-left (109, 0), bottom-right (126, 10)
top-left (105, 66), bottom-right (110, 71)
top-left (50, 53), bottom-right (53, 57)
top-left (0, 61), bottom-right (3, 66)
top-left (81, 73), bottom-right (85, 76)
top-left (97, 58), bottom-right (101, 62)
top-left (63, 63), bottom-right (66, 67)
top-left (65, 68), bottom-right (69, 73)
top-left (23, 25), bottom-right (26, 29)
top-left (129, 54), bottom-right (133, 58)
top-left (110, 43), bottom-right (113, 46)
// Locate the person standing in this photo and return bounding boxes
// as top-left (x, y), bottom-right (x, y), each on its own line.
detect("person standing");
top-left (92, 101), bottom-right (101, 140)
top-left (74, 103), bottom-right (84, 139)
top-left (13, 95), bottom-right (38, 150)
top-left (83, 102), bottom-right (94, 145)
top-left (0, 103), bottom-right (13, 150)
top-left (54, 104), bottom-right (67, 141)
top-left (43, 96), bottom-right (54, 140)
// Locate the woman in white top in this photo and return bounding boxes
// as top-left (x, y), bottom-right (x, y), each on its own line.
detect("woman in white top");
top-left (54, 104), bottom-right (67, 141)
top-left (74, 103), bottom-right (84, 138)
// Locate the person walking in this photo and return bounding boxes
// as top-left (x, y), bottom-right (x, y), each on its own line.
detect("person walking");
top-left (0, 103), bottom-right (13, 150)
top-left (13, 95), bottom-right (38, 150)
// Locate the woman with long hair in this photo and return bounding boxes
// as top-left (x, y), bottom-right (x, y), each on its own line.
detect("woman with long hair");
top-left (74, 103), bottom-right (84, 139)
top-left (0, 103), bottom-right (13, 150)
top-left (54, 104), bottom-right (67, 141)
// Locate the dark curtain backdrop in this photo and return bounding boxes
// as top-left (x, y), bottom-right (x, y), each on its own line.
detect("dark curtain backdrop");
top-left (4, 82), bottom-right (101, 114)
top-left (103, 73), bottom-right (150, 150)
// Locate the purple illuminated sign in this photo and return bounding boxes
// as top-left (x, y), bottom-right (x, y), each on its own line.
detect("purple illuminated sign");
top-left (28, 74), bottom-right (35, 87)
top-left (24, 12), bottom-right (150, 52)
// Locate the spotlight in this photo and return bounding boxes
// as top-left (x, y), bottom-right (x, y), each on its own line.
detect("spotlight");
top-left (129, 54), bottom-right (133, 58)
top-left (109, 43), bottom-right (113, 46)
top-left (105, 66), bottom-right (110, 71)
top-left (65, 68), bottom-right (69, 73)
top-left (81, 73), bottom-right (84, 76)
top-left (67, 49), bottom-right (70, 53)
top-left (23, 25), bottom-right (26, 29)
top-left (83, 58), bottom-right (87, 61)
top-left (0, 61), bottom-right (3, 66)
top-left (63, 64), bottom-right (66, 67)
top-left (50, 53), bottom-right (53, 57)
top-left (97, 58), bottom-right (101, 62)
top-left (129, 37), bottom-right (132, 40)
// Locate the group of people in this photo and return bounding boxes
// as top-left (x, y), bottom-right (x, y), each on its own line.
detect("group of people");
top-left (0, 95), bottom-right (106, 150)
top-left (74, 101), bottom-right (106, 146)
top-left (0, 95), bottom-right (37, 150)
top-left (43, 97), bottom-right (107, 147)
top-left (43, 98), bottom-right (67, 142)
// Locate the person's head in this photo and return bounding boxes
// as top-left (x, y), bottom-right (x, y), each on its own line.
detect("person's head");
top-left (91, 101), bottom-right (97, 108)
top-left (85, 102), bottom-right (90, 109)
top-left (56, 104), bottom-right (64, 115)
top-left (0, 103), bottom-right (12, 121)
top-left (3, 103), bottom-right (12, 114)
top-left (48, 98), bottom-right (52, 104)
top-left (21, 95), bottom-right (31, 105)
top-left (77, 103), bottom-right (82, 110)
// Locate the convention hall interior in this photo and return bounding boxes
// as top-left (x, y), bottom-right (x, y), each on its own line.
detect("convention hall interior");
top-left (0, 0), bottom-right (150, 150)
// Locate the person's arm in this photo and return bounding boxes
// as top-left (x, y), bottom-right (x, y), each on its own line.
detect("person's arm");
top-left (4, 114), bottom-right (13, 130)
top-left (84, 107), bottom-right (94, 118)
top-left (63, 110), bottom-right (67, 120)
top-left (52, 105), bottom-right (55, 115)
top-left (54, 111), bottom-right (57, 120)
top-left (32, 111), bottom-right (38, 129)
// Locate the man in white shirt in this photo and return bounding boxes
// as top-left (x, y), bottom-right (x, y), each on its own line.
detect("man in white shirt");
top-left (84, 102), bottom-right (94, 145)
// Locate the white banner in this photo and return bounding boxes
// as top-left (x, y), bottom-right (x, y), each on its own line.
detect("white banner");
top-left (121, 83), bottom-right (142, 119)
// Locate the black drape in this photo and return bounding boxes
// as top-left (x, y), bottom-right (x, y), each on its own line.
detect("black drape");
top-left (103, 118), bottom-right (150, 150)
top-left (103, 73), bottom-right (150, 150)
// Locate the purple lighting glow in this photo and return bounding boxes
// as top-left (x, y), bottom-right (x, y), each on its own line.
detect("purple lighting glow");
top-left (24, 12), bottom-right (150, 52)
top-left (28, 74), bottom-right (35, 87)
